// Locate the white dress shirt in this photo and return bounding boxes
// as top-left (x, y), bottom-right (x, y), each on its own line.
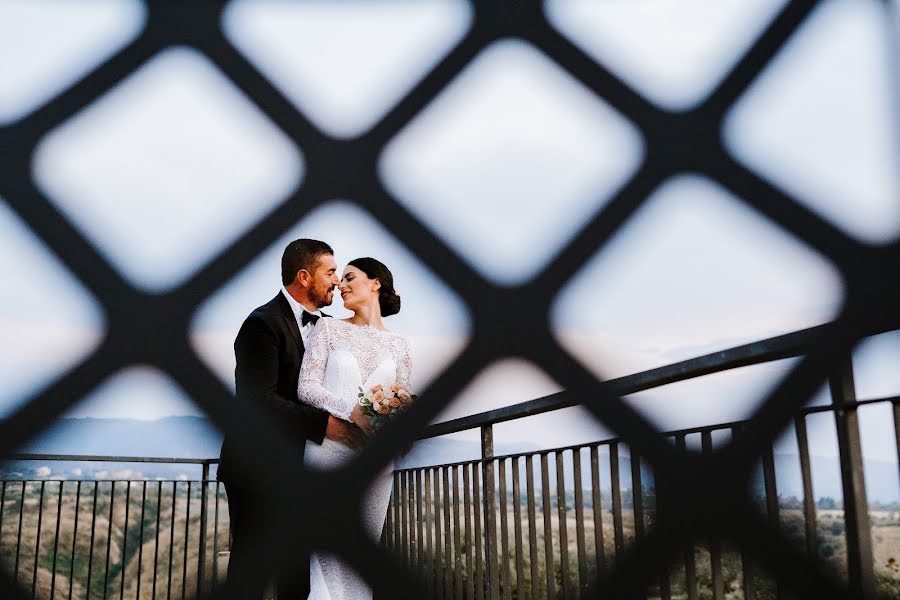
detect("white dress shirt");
top-left (281, 287), bottom-right (322, 346)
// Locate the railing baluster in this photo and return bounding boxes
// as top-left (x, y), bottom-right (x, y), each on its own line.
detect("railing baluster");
top-left (464, 463), bottom-right (474, 600)
top-left (424, 467), bottom-right (434, 598)
top-left (50, 481), bottom-right (63, 600)
top-left (498, 458), bottom-right (511, 600)
top-left (573, 449), bottom-right (587, 598)
top-left (68, 481), bottom-right (81, 600)
top-left (392, 471), bottom-right (401, 558)
top-left (15, 481), bottom-right (26, 586)
top-left (434, 468), bottom-right (444, 600)
top-left (555, 451), bottom-right (570, 600)
top-left (212, 481), bottom-right (221, 587)
top-left (609, 443), bottom-right (624, 559)
top-left (590, 445), bottom-right (605, 578)
top-left (121, 480), bottom-right (132, 600)
top-left (540, 453), bottom-right (554, 600)
top-left (32, 480), bottom-right (45, 599)
top-left (401, 470), bottom-right (409, 569)
top-left (512, 456), bottom-right (525, 600)
top-left (86, 482), bottom-right (98, 598)
top-left (167, 481), bottom-right (176, 600)
top-left (410, 470), bottom-right (418, 573)
top-left (701, 432), bottom-right (724, 600)
top-left (137, 481), bottom-right (146, 600)
top-left (526, 455), bottom-right (539, 600)
top-left (417, 469), bottom-right (425, 574)
top-left (183, 481), bottom-right (191, 600)
top-left (443, 465), bottom-right (453, 598)
top-left (453, 465), bottom-right (463, 600)
top-left (199, 464), bottom-right (209, 596)
top-left (676, 435), bottom-right (697, 600)
top-left (473, 462), bottom-right (484, 600)
top-left (731, 426), bottom-right (754, 600)
top-left (761, 440), bottom-right (782, 600)
top-left (152, 482), bottom-right (162, 600)
top-left (0, 481), bottom-right (6, 552)
top-left (104, 481), bottom-right (115, 600)
top-left (830, 357), bottom-right (876, 600)
top-left (482, 425), bottom-right (500, 600)
top-left (795, 416), bottom-right (818, 560)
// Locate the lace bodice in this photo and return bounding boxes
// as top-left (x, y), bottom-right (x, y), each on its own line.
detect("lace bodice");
top-left (297, 318), bottom-right (412, 421)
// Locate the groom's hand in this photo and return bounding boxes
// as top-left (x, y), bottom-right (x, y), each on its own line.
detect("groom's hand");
top-left (325, 415), bottom-right (370, 448)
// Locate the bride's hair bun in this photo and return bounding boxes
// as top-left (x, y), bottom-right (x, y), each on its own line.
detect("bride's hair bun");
top-left (348, 257), bottom-right (401, 317)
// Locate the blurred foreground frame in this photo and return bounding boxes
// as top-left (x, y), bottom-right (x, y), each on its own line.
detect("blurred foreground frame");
top-left (1, 0), bottom-right (899, 598)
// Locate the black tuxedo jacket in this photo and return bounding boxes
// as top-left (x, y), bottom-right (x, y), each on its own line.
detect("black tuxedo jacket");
top-left (217, 293), bottom-right (330, 484)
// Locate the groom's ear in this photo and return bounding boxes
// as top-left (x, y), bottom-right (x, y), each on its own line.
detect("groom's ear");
top-left (295, 269), bottom-right (310, 287)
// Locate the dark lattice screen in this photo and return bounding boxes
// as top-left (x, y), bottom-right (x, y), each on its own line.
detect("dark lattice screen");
top-left (1, 1), bottom-right (899, 598)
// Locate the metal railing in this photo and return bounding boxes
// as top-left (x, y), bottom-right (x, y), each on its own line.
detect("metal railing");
top-left (3, 322), bottom-right (898, 598)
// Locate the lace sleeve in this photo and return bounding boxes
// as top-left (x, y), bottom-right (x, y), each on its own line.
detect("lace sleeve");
top-left (396, 336), bottom-right (413, 390)
top-left (297, 319), bottom-right (353, 421)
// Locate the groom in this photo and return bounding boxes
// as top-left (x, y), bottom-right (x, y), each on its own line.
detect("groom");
top-left (217, 238), bottom-right (368, 599)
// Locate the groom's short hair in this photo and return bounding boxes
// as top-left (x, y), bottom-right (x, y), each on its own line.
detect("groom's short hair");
top-left (281, 239), bottom-right (334, 285)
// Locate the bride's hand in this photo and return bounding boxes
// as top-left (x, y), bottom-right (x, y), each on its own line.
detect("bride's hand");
top-left (349, 405), bottom-right (375, 438)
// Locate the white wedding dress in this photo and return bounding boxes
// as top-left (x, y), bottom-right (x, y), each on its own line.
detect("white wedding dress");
top-left (297, 318), bottom-right (412, 600)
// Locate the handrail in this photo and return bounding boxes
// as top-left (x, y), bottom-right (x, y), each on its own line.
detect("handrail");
top-left (419, 320), bottom-right (889, 439)
top-left (5, 454), bottom-right (219, 465)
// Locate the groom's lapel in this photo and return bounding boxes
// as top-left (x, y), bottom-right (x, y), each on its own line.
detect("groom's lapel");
top-left (276, 293), bottom-right (304, 352)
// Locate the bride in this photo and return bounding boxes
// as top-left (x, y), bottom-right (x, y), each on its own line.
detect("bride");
top-left (297, 257), bottom-right (411, 600)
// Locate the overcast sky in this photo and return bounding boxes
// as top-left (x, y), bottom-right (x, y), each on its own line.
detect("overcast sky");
top-left (0, 0), bottom-right (898, 464)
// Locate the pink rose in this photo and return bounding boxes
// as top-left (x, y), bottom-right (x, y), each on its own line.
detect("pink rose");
top-left (373, 391), bottom-right (384, 403)
top-left (390, 383), bottom-right (402, 393)
top-left (376, 403), bottom-right (390, 414)
top-left (398, 390), bottom-right (412, 403)
top-left (370, 384), bottom-right (383, 393)
top-left (389, 397), bottom-right (401, 408)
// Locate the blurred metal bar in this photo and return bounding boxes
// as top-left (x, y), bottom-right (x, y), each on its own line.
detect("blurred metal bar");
top-left (894, 401), bottom-right (900, 485)
top-left (393, 472), bottom-right (401, 557)
top-left (676, 435), bottom-right (698, 600)
top-left (526, 455), bottom-right (539, 600)
top-left (573, 449), bottom-right (587, 598)
top-left (701, 432), bottom-right (724, 600)
top-left (512, 457), bottom-right (525, 600)
top-left (212, 482), bottom-right (220, 587)
top-left (50, 481), bottom-right (63, 599)
top-left (590, 446), bottom-right (605, 574)
top-left (498, 458), bottom-right (511, 600)
top-left (68, 481), bottom-right (81, 600)
top-left (610, 443), bottom-right (625, 558)
top-left (386, 483), bottom-right (394, 551)
top-left (453, 465), bottom-right (463, 600)
top-left (830, 357), bottom-right (876, 600)
top-left (0, 481), bottom-right (6, 548)
top-left (32, 481), bottom-right (46, 599)
top-left (541, 453), bottom-right (555, 600)
top-left (794, 416), bottom-right (818, 559)
top-left (121, 480), bottom-right (132, 600)
top-left (555, 451), bottom-right (571, 599)
top-left (482, 425), bottom-right (500, 600)
top-left (731, 426), bottom-right (755, 600)
top-left (410, 470), bottom-right (419, 572)
top-left (464, 463), bottom-right (475, 600)
top-left (762, 441), bottom-right (781, 600)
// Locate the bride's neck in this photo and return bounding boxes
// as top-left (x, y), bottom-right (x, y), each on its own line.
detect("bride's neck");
top-left (348, 304), bottom-right (384, 329)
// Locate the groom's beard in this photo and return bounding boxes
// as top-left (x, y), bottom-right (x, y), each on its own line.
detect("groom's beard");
top-left (310, 286), bottom-right (334, 308)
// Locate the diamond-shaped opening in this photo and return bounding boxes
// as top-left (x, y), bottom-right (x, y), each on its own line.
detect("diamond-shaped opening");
top-left (552, 174), bottom-right (844, 384)
top-left (724, 0), bottom-right (900, 244)
top-left (0, 198), bottom-right (104, 419)
top-left (191, 198), bottom-right (470, 393)
top-left (0, 0), bottom-right (146, 125)
top-left (33, 46), bottom-right (305, 292)
top-left (1, 366), bottom-right (227, 598)
top-left (544, 0), bottom-right (789, 110)
top-left (223, 0), bottom-right (473, 138)
top-left (379, 38), bottom-right (644, 285)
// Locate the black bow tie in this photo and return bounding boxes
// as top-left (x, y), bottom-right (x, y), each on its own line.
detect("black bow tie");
top-left (301, 311), bottom-right (320, 327)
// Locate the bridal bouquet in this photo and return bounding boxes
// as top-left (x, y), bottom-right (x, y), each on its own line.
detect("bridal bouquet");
top-left (357, 383), bottom-right (416, 431)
